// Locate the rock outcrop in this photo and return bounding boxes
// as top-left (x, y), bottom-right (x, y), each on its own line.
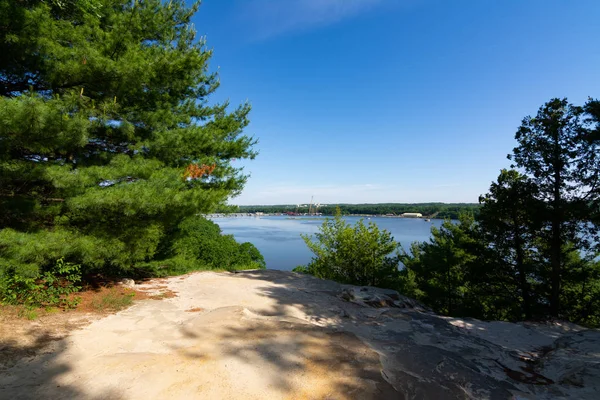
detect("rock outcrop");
top-left (339, 286), bottom-right (429, 310)
top-left (1, 269), bottom-right (598, 399)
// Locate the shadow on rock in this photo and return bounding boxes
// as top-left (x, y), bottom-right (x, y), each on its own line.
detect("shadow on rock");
top-left (227, 269), bottom-right (600, 399)
top-left (0, 328), bottom-right (122, 399)
top-left (176, 305), bottom-right (398, 399)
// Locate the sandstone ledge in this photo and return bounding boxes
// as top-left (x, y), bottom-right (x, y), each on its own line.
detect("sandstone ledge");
top-left (1, 269), bottom-right (598, 399)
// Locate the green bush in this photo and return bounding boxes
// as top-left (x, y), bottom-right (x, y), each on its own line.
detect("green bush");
top-left (0, 217), bottom-right (266, 282)
top-left (400, 214), bottom-right (480, 318)
top-left (295, 211), bottom-right (402, 288)
top-left (0, 259), bottom-right (82, 309)
top-left (144, 216), bottom-right (266, 276)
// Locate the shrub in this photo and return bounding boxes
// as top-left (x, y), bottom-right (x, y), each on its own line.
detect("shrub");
top-left (0, 258), bottom-right (81, 309)
top-left (296, 211), bottom-right (402, 288)
top-left (400, 215), bottom-right (479, 317)
top-left (149, 216), bottom-right (266, 275)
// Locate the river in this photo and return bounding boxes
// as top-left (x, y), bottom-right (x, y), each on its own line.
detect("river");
top-left (212, 216), bottom-right (446, 270)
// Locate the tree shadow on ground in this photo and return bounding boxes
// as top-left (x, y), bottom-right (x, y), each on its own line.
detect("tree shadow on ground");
top-left (216, 270), bottom-right (598, 399)
top-left (0, 328), bottom-right (122, 399)
top-left (175, 305), bottom-right (399, 399)
top-left (231, 269), bottom-right (583, 349)
top-left (232, 269), bottom-right (362, 321)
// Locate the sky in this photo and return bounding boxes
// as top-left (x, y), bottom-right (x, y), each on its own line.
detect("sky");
top-left (191, 0), bottom-right (600, 205)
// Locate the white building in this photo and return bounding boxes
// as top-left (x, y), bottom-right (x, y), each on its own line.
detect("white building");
top-left (401, 212), bottom-right (423, 218)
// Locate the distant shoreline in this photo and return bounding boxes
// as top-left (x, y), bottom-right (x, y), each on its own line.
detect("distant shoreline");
top-left (208, 213), bottom-right (446, 220)
top-left (220, 203), bottom-right (479, 220)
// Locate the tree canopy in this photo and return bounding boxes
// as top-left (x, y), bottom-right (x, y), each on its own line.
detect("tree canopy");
top-left (509, 98), bottom-right (600, 316)
top-left (400, 98), bottom-right (600, 326)
top-left (0, 0), bottom-right (259, 275)
top-left (293, 97), bottom-right (600, 328)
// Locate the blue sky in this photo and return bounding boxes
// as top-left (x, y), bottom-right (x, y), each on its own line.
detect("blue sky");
top-left (192, 0), bottom-right (600, 205)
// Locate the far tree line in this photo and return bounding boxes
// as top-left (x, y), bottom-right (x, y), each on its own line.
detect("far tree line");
top-left (233, 203), bottom-right (480, 220)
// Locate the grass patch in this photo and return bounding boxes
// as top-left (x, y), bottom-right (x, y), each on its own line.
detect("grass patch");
top-left (91, 289), bottom-right (136, 312)
top-left (19, 308), bottom-right (38, 320)
top-left (148, 289), bottom-right (177, 300)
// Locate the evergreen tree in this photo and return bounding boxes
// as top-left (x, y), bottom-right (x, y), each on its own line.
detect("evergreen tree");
top-left (559, 248), bottom-right (600, 327)
top-left (0, 0), bottom-right (257, 274)
top-left (509, 98), bottom-right (600, 316)
top-left (398, 98), bottom-right (600, 326)
top-left (401, 214), bottom-right (479, 317)
top-left (477, 169), bottom-right (542, 320)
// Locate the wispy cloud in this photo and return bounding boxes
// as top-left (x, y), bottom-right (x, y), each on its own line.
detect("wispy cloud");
top-left (237, 0), bottom-right (385, 39)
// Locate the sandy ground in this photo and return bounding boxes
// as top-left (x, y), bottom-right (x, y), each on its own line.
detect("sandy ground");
top-left (1, 270), bottom-right (599, 399)
top-left (0, 271), bottom-right (395, 399)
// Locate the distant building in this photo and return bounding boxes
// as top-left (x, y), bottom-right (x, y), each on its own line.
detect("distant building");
top-left (401, 212), bottom-right (422, 218)
top-left (254, 212), bottom-right (264, 216)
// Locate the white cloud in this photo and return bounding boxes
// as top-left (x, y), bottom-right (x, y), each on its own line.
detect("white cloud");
top-left (238, 0), bottom-right (385, 38)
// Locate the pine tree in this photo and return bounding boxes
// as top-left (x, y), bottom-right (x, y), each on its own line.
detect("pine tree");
top-left (477, 169), bottom-right (542, 319)
top-left (0, 0), bottom-right (257, 274)
top-left (509, 98), bottom-right (600, 316)
top-left (401, 214), bottom-right (479, 317)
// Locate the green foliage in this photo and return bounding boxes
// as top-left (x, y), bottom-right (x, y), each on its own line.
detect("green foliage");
top-left (508, 98), bottom-right (600, 316)
top-left (22, 308), bottom-right (39, 320)
top-left (297, 210), bottom-right (402, 288)
top-left (0, 228), bottom-right (127, 273)
top-left (0, 259), bottom-right (81, 309)
top-left (403, 167), bottom-right (600, 326)
top-left (400, 214), bottom-right (480, 317)
top-left (399, 98), bottom-right (600, 327)
top-left (556, 247), bottom-right (600, 327)
top-left (142, 216), bottom-right (266, 276)
top-left (475, 169), bottom-right (543, 320)
top-left (0, 0), bottom-right (257, 275)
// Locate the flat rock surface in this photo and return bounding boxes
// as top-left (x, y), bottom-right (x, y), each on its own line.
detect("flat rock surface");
top-left (1, 270), bottom-right (599, 399)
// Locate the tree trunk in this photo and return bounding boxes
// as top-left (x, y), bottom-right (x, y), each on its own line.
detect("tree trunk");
top-left (446, 256), bottom-right (452, 315)
top-left (550, 132), bottom-right (562, 317)
top-left (550, 218), bottom-right (561, 317)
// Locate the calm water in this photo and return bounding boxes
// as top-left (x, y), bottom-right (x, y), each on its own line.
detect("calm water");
top-left (213, 216), bottom-right (445, 271)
